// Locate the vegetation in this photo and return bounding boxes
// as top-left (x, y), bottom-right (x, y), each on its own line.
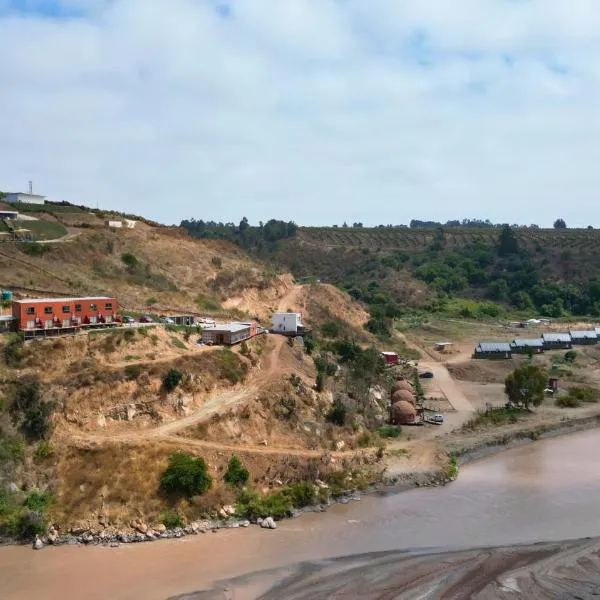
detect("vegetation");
top-left (9, 376), bottom-right (56, 440)
top-left (215, 349), bottom-right (247, 384)
top-left (181, 217), bottom-right (298, 254)
top-left (19, 243), bottom-right (51, 257)
top-left (504, 364), bottom-right (547, 409)
top-left (556, 386), bottom-right (599, 408)
top-left (124, 364), bottom-right (144, 380)
top-left (159, 509), bottom-right (185, 529)
top-left (462, 406), bottom-right (529, 430)
top-left (564, 350), bottom-right (578, 363)
top-left (121, 253), bottom-right (139, 269)
top-left (196, 294), bottom-right (222, 312)
top-left (160, 451), bottom-right (213, 497)
top-left (3, 333), bottom-right (24, 367)
top-left (223, 455), bottom-right (250, 487)
top-left (0, 489), bottom-right (53, 540)
top-left (162, 368), bottom-right (183, 392)
top-left (376, 425), bottom-right (402, 438)
top-left (235, 481), bottom-right (318, 520)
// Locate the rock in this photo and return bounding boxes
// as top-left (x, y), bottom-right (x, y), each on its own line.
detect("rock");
top-left (223, 505), bottom-right (236, 516)
top-left (218, 508), bottom-right (228, 519)
top-left (32, 535), bottom-right (44, 550)
top-left (98, 514), bottom-right (108, 527)
top-left (8, 482), bottom-right (19, 493)
top-left (240, 520), bottom-right (250, 528)
top-left (110, 542), bottom-right (120, 548)
top-left (82, 533), bottom-right (94, 544)
top-left (315, 479), bottom-right (329, 489)
top-left (190, 522), bottom-right (201, 534)
top-left (260, 517), bottom-right (277, 530)
top-left (146, 531), bottom-right (156, 540)
top-left (261, 439), bottom-right (268, 447)
top-left (335, 440), bottom-right (345, 451)
top-left (97, 414), bottom-right (106, 428)
top-left (154, 523), bottom-right (166, 534)
top-left (47, 527), bottom-right (59, 544)
top-left (126, 405), bottom-right (137, 421)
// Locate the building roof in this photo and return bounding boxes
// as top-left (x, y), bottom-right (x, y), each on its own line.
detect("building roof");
top-left (476, 342), bottom-right (512, 353)
top-left (0, 315), bottom-right (15, 321)
top-left (14, 296), bottom-right (115, 304)
top-left (542, 333), bottom-right (572, 342)
top-left (381, 351), bottom-right (398, 357)
top-left (6, 192), bottom-right (46, 198)
top-left (511, 338), bottom-right (544, 347)
top-left (569, 330), bottom-right (597, 338)
top-left (209, 323), bottom-right (251, 333)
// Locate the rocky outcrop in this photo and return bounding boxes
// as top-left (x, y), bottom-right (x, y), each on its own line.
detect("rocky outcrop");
top-left (259, 517), bottom-right (277, 530)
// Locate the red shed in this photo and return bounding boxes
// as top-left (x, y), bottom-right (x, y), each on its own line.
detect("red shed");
top-left (13, 296), bottom-right (119, 336)
top-left (381, 351), bottom-right (399, 366)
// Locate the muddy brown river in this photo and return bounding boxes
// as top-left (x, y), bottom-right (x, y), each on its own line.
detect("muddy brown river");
top-left (3, 429), bottom-right (600, 599)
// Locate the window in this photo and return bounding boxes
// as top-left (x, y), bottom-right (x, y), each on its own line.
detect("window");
top-left (26, 320), bottom-right (35, 329)
top-left (89, 304), bottom-right (98, 311)
top-left (62, 305), bottom-right (71, 314)
top-left (104, 303), bottom-right (113, 311)
top-left (44, 306), bottom-right (52, 314)
top-left (75, 304), bottom-right (82, 312)
top-left (44, 319), bottom-right (53, 329)
top-left (26, 307), bottom-right (35, 315)
top-left (89, 316), bottom-right (97, 324)
top-left (63, 319), bottom-right (70, 327)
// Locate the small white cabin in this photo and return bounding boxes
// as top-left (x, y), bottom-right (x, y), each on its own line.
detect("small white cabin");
top-left (271, 312), bottom-right (303, 333)
top-left (106, 220), bottom-right (122, 229)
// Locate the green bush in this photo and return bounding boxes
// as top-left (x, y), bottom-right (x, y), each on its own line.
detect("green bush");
top-left (10, 376), bottom-right (55, 440)
top-left (326, 400), bottom-right (346, 426)
top-left (121, 253), bottom-right (139, 269)
top-left (123, 329), bottom-right (136, 342)
top-left (235, 488), bottom-right (293, 520)
top-left (170, 336), bottom-right (186, 350)
top-left (146, 296), bottom-right (158, 306)
top-left (316, 372), bottom-right (327, 392)
top-left (20, 243), bottom-right (50, 257)
top-left (357, 432), bottom-right (372, 447)
top-left (224, 455), bottom-right (250, 487)
top-left (159, 509), bottom-right (185, 529)
top-left (22, 491), bottom-right (53, 512)
top-left (286, 481), bottom-right (316, 508)
top-left (564, 350), bottom-right (578, 363)
top-left (211, 256), bottom-right (223, 268)
top-left (569, 387), bottom-right (599, 403)
top-left (160, 451), bottom-right (213, 497)
top-left (215, 349), bottom-right (247, 384)
top-left (3, 333), bottom-right (24, 367)
top-left (162, 368), bottom-right (183, 392)
top-left (376, 425), bottom-right (402, 438)
top-left (555, 395), bottom-right (581, 408)
top-left (124, 364), bottom-right (144, 380)
top-left (321, 320), bottom-right (342, 338)
top-left (35, 441), bottom-right (54, 460)
top-left (0, 437), bottom-right (25, 464)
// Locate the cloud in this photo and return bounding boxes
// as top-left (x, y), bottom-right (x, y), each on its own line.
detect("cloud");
top-left (1, 0), bottom-right (599, 226)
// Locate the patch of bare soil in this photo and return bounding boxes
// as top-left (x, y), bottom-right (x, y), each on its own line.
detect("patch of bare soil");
top-left (447, 359), bottom-right (523, 383)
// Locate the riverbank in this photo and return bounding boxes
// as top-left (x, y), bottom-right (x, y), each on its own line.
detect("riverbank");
top-left (184, 536), bottom-right (600, 599)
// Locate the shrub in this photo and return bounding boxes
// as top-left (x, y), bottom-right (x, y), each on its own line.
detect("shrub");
top-left (569, 387), bottom-right (599, 403)
top-left (377, 425), bottom-right (401, 438)
top-left (224, 455), bottom-right (250, 487)
top-left (326, 400), bottom-right (346, 426)
top-left (146, 296), bottom-right (158, 306)
top-left (0, 437), bottom-right (25, 464)
top-left (10, 376), bottom-right (55, 441)
top-left (170, 336), bottom-right (186, 350)
top-left (215, 349), bottom-right (247, 384)
top-left (357, 432), bottom-right (373, 447)
top-left (35, 441), bottom-right (54, 460)
top-left (240, 341), bottom-right (250, 357)
top-left (564, 350), bottom-right (578, 364)
top-left (555, 395), bottom-right (581, 408)
top-left (3, 334), bottom-right (24, 367)
top-left (20, 243), bottom-right (50, 257)
top-left (13, 510), bottom-right (47, 539)
top-left (286, 481), bottom-right (316, 508)
top-left (235, 488), bottom-right (293, 520)
top-left (160, 451), bottom-right (213, 497)
top-left (150, 334), bottom-right (158, 346)
top-left (124, 364), bottom-right (143, 380)
top-left (123, 329), bottom-right (136, 342)
top-left (316, 372), bottom-right (326, 392)
top-left (159, 509), bottom-right (185, 529)
top-left (23, 491), bottom-right (53, 512)
top-left (121, 253), bottom-right (139, 269)
top-left (321, 320), bottom-right (342, 338)
top-left (162, 368), bottom-right (183, 392)
top-left (211, 256), bottom-right (223, 268)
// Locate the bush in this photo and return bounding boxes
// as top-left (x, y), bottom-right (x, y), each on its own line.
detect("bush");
top-left (123, 329), bottom-right (136, 342)
top-left (124, 364), bottom-right (143, 380)
top-left (224, 455), bottom-right (250, 487)
top-left (316, 372), bottom-right (326, 392)
top-left (20, 243), bottom-right (50, 257)
top-left (170, 336), bottom-right (186, 350)
top-left (159, 509), bottom-right (185, 529)
top-left (377, 425), bottom-right (401, 438)
top-left (121, 253), bottom-right (139, 269)
top-left (10, 376), bottom-right (55, 440)
top-left (211, 256), bottom-right (223, 268)
top-left (555, 395), bottom-right (581, 408)
top-left (321, 320), bottom-right (342, 338)
top-left (357, 432), bottom-right (372, 447)
top-left (160, 451), bottom-right (213, 497)
top-left (35, 441), bottom-right (54, 460)
top-left (235, 488), bottom-right (293, 520)
top-left (0, 437), bottom-right (25, 464)
top-left (162, 368), bottom-right (183, 392)
top-left (564, 350), bottom-right (578, 364)
top-left (3, 333), bottom-right (24, 367)
top-left (215, 349), bottom-right (247, 384)
top-left (326, 400), bottom-right (346, 426)
top-left (240, 341), bottom-right (250, 357)
top-left (286, 481), bottom-right (316, 508)
top-left (569, 386), bottom-right (599, 403)
top-left (146, 296), bottom-right (158, 306)
top-left (13, 510), bottom-right (47, 539)
top-left (22, 491), bottom-right (53, 512)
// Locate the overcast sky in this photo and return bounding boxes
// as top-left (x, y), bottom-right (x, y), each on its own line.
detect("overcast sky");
top-left (1, 1), bottom-right (600, 227)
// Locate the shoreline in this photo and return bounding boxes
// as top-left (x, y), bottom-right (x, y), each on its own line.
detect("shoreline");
top-left (7, 410), bottom-right (600, 551)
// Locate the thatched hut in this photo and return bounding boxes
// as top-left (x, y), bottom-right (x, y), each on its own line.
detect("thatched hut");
top-left (391, 380), bottom-right (414, 395)
top-left (391, 389), bottom-right (416, 406)
top-left (390, 400), bottom-right (417, 425)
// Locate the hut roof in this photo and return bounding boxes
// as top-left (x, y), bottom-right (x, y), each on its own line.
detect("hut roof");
top-left (391, 380), bottom-right (414, 394)
top-left (391, 400), bottom-right (417, 421)
top-left (392, 390), bottom-right (416, 405)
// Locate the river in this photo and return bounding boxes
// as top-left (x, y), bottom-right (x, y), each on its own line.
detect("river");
top-left (3, 428), bottom-right (600, 599)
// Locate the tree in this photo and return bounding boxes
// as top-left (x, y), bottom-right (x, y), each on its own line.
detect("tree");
top-left (160, 451), bottom-right (213, 497)
top-left (553, 219), bottom-right (567, 229)
top-left (162, 368), bottom-right (183, 393)
top-left (504, 364), bottom-right (547, 409)
top-left (224, 455), bottom-right (249, 487)
top-left (497, 224), bottom-right (519, 257)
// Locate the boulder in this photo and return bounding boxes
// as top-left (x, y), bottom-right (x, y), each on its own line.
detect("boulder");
top-left (260, 517), bottom-right (277, 530)
top-left (190, 522), bottom-right (201, 534)
top-left (240, 520), bottom-right (250, 528)
top-left (32, 535), bottom-right (44, 550)
top-left (154, 523), bottom-right (167, 534)
top-left (47, 527), bottom-right (59, 544)
top-left (8, 482), bottom-right (19, 493)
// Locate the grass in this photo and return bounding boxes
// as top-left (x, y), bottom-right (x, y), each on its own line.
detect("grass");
top-left (376, 425), bottom-right (402, 438)
top-left (215, 349), bottom-right (248, 384)
top-left (6, 202), bottom-right (85, 214)
top-left (196, 294), bottom-right (222, 312)
top-left (462, 406), bottom-right (529, 431)
top-left (170, 336), bottom-right (187, 350)
top-left (15, 219), bottom-right (67, 240)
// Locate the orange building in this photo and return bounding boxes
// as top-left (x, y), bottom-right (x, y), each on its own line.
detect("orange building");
top-left (12, 296), bottom-right (119, 336)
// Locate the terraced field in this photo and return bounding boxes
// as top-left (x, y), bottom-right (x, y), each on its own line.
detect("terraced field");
top-left (297, 227), bottom-right (600, 253)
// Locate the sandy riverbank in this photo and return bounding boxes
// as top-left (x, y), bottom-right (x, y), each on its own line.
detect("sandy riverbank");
top-left (181, 537), bottom-right (600, 599)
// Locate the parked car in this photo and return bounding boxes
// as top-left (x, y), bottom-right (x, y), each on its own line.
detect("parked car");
top-left (123, 316), bottom-right (135, 324)
top-left (430, 413), bottom-right (444, 424)
top-left (139, 315), bottom-right (154, 323)
top-left (159, 316), bottom-right (175, 324)
top-left (419, 371), bottom-right (434, 379)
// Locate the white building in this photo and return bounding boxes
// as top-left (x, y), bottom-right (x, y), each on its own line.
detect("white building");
top-left (3, 192), bottom-right (46, 205)
top-left (106, 220), bottom-right (123, 229)
top-left (124, 219), bottom-right (137, 229)
top-left (271, 312), bottom-right (303, 333)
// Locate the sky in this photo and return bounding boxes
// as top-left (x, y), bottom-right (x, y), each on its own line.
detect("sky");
top-left (1, 1), bottom-right (600, 227)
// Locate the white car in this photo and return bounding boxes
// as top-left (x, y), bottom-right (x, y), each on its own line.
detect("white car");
top-left (159, 317), bottom-right (175, 324)
top-left (431, 413), bottom-right (444, 424)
